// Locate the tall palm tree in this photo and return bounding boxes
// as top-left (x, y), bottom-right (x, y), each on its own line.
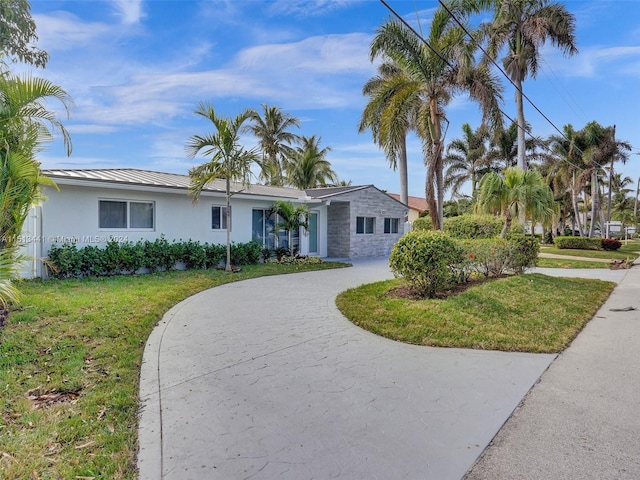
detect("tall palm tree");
top-left (245, 104), bottom-right (300, 186)
top-left (369, 6), bottom-right (503, 230)
top-left (285, 135), bottom-right (337, 190)
top-left (359, 61), bottom-right (414, 206)
top-left (185, 103), bottom-right (260, 271)
top-left (444, 122), bottom-right (490, 199)
top-left (269, 200), bottom-right (310, 257)
top-left (477, 166), bottom-right (554, 238)
top-left (471, 0), bottom-right (578, 170)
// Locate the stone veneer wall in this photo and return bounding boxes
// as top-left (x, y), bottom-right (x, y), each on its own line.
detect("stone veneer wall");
top-left (326, 202), bottom-right (350, 258)
top-left (325, 187), bottom-right (406, 258)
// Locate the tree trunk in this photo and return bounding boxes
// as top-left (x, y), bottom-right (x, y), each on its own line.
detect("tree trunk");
top-left (225, 174), bottom-right (232, 271)
top-left (501, 210), bottom-right (512, 238)
top-left (572, 171), bottom-right (584, 236)
top-left (399, 137), bottom-right (408, 207)
top-left (588, 171), bottom-right (598, 238)
top-left (515, 78), bottom-right (527, 171)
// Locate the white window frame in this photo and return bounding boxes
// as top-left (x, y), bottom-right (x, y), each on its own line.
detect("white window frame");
top-left (356, 216), bottom-right (375, 235)
top-left (211, 205), bottom-right (229, 231)
top-left (99, 199), bottom-right (155, 231)
top-left (384, 217), bottom-right (399, 234)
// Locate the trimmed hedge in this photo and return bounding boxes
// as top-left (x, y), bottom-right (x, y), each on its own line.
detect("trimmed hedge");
top-left (47, 237), bottom-right (263, 279)
top-left (413, 214), bottom-right (524, 239)
top-left (554, 236), bottom-right (602, 250)
top-left (601, 238), bottom-right (622, 251)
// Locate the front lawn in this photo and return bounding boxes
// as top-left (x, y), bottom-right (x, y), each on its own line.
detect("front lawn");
top-left (336, 274), bottom-right (615, 353)
top-left (0, 262), bottom-right (348, 479)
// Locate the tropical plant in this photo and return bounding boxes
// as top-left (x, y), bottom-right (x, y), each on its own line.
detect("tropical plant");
top-left (186, 103), bottom-right (260, 271)
top-left (245, 104), bottom-right (300, 186)
top-left (285, 135), bottom-right (337, 189)
top-left (444, 123), bottom-right (490, 199)
top-left (269, 200), bottom-right (310, 256)
top-left (476, 166), bottom-right (554, 238)
top-left (359, 61), bottom-right (412, 206)
top-left (471, 0), bottom-right (578, 170)
top-left (368, 6), bottom-right (503, 230)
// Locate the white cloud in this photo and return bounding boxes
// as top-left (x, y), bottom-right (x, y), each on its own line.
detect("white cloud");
top-left (111, 0), bottom-right (145, 25)
top-left (33, 11), bottom-right (111, 51)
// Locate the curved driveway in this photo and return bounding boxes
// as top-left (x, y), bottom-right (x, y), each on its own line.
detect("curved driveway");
top-left (138, 259), bottom-right (559, 479)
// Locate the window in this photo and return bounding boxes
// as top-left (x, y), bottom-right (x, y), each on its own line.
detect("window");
top-left (252, 208), bottom-right (300, 251)
top-left (99, 200), bottom-right (154, 230)
top-left (212, 205), bottom-right (229, 230)
top-left (384, 218), bottom-right (399, 234)
top-left (356, 216), bottom-right (375, 234)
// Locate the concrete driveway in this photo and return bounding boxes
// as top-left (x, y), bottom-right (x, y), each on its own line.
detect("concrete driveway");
top-left (138, 258), bottom-right (557, 479)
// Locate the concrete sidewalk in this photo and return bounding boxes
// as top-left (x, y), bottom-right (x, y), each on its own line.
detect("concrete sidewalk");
top-left (138, 259), bottom-right (561, 480)
top-left (465, 264), bottom-right (640, 479)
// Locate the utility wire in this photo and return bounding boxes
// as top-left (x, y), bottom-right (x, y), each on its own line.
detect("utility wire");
top-left (378, 0), bottom-right (584, 171)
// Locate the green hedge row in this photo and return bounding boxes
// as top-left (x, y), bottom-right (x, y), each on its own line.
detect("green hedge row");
top-left (413, 214), bottom-right (522, 239)
top-left (46, 236), bottom-right (263, 279)
top-left (553, 236), bottom-right (620, 250)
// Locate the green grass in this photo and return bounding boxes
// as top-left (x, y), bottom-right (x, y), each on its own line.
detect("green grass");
top-left (0, 262), bottom-right (348, 479)
top-left (536, 257), bottom-right (611, 269)
top-left (336, 274), bottom-right (615, 353)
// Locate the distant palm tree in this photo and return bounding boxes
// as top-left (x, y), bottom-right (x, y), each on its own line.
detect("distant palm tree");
top-left (185, 103), bottom-right (260, 271)
top-left (245, 104), bottom-right (300, 186)
top-left (269, 200), bottom-right (310, 257)
top-left (472, 0), bottom-right (578, 170)
top-left (359, 61), bottom-right (413, 206)
top-left (285, 135), bottom-right (337, 190)
top-left (444, 123), bottom-right (490, 199)
top-left (477, 166), bottom-right (554, 238)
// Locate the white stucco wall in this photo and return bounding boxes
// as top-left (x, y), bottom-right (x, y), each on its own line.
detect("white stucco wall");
top-left (16, 181), bottom-right (328, 278)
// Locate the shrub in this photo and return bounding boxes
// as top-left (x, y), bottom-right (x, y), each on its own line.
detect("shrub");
top-left (601, 238), bottom-right (622, 251)
top-left (506, 234), bottom-right (540, 274)
top-left (47, 242), bottom-right (82, 278)
top-left (443, 214), bottom-right (503, 239)
top-left (462, 238), bottom-right (512, 277)
top-left (182, 239), bottom-right (207, 269)
top-left (554, 236), bottom-right (601, 250)
top-left (389, 230), bottom-right (463, 298)
top-left (230, 241), bottom-right (262, 266)
top-left (267, 256), bottom-right (323, 265)
top-left (204, 242), bottom-right (226, 268)
top-left (412, 217), bottom-right (433, 231)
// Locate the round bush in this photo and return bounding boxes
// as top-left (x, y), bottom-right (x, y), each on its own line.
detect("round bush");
top-left (389, 230), bottom-right (463, 298)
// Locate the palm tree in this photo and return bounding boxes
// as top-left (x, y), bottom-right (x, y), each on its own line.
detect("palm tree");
top-left (269, 200), bottom-right (310, 257)
top-left (185, 103), bottom-right (260, 271)
top-left (285, 135), bottom-right (337, 190)
top-left (369, 7), bottom-right (503, 230)
top-left (0, 74), bottom-right (71, 308)
top-left (476, 166), bottom-right (554, 238)
top-left (546, 124), bottom-right (585, 235)
top-left (245, 104), bottom-right (300, 186)
top-left (444, 123), bottom-right (490, 199)
top-left (359, 61), bottom-right (414, 206)
top-left (472, 0), bottom-right (578, 170)
top-left (0, 74), bottom-right (72, 249)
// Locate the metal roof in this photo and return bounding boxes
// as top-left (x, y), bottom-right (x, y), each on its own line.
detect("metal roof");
top-left (305, 185), bottom-right (371, 199)
top-left (42, 168), bottom-right (309, 200)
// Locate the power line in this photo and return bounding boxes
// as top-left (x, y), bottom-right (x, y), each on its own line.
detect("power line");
top-left (377, 0), bottom-right (584, 172)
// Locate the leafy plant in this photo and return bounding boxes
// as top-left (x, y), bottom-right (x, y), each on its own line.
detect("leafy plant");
top-left (554, 236), bottom-right (601, 250)
top-left (389, 230), bottom-right (463, 298)
top-left (601, 238), bottom-right (622, 251)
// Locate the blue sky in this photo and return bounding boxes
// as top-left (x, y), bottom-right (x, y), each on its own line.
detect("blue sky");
top-left (26, 0), bottom-right (640, 198)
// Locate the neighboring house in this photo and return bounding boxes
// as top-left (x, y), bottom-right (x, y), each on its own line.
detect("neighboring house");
top-left (19, 169), bottom-right (407, 278)
top-left (306, 185), bottom-right (408, 258)
top-left (387, 193), bottom-right (428, 223)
